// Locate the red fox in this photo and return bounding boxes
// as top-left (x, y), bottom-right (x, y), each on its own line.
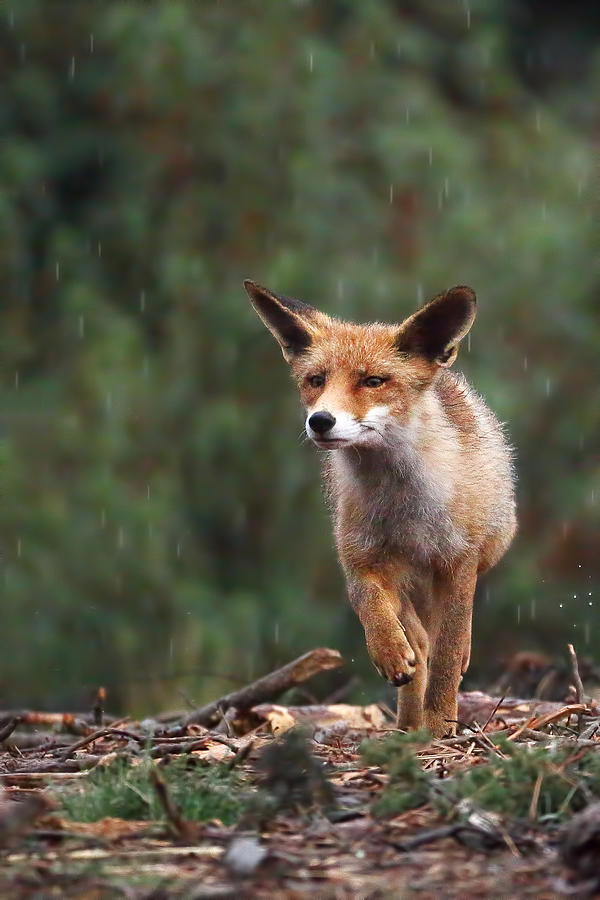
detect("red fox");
top-left (244, 280), bottom-right (516, 737)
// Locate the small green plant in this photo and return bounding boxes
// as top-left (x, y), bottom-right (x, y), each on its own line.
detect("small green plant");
top-left (362, 729), bottom-right (600, 824)
top-left (436, 739), bottom-right (600, 824)
top-left (361, 729), bottom-right (432, 818)
top-left (59, 756), bottom-right (249, 825)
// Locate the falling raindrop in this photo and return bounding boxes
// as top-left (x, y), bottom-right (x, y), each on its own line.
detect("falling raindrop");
top-left (428, 147), bottom-right (433, 167)
top-left (78, 315), bottom-right (85, 339)
top-left (69, 56), bottom-right (75, 80)
top-left (55, 261), bottom-right (60, 281)
top-left (105, 391), bottom-right (112, 414)
top-left (467, 333), bottom-right (471, 353)
top-left (140, 290), bottom-right (146, 313)
top-left (14, 371), bottom-right (19, 390)
top-left (389, 184), bottom-right (394, 204)
top-left (274, 622), bottom-right (280, 644)
top-left (100, 508), bottom-right (106, 528)
top-left (17, 539), bottom-right (22, 558)
top-left (516, 605), bottom-right (521, 624)
top-left (523, 356), bottom-right (528, 372)
top-left (530, 597), bottom-right (536, 620)
top-left (337, 279), bottom-right (345, 300)
top-left (176, 541), bottom-right (182, 558)
top-left (117, 527), bottom-right (125, 550)
top-left (97, 242), bottom-right (102, 257)
top-left (545, 377), bottom-right (552, 397)
top-left (308, 52), bottom-right (313, 73)
top-left (90, 33), bottom-right (95, 53)
top-left (147, 484), bottom-right (151, 501)
top-left (369, 41), bottom-right (375, 60)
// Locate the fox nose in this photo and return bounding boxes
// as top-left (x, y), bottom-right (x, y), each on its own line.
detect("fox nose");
top-left (308, 411), bottom-right (336, 435)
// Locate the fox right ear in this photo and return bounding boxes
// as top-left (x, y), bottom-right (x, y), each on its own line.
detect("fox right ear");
top-left (244, 280), bottom-right (317, 362)
top-left (395, 285), bottom-right (477, 367)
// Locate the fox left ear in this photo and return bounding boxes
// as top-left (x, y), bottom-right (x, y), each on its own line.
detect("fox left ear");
top-left (395, 285), bottom-right (477, 367)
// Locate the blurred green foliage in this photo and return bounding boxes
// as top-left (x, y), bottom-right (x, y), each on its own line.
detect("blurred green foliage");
top-left (0, 1), bottom-right (598, 712)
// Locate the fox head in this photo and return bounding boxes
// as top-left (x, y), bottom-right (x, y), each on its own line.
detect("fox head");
top-left (244, 280), bottom-right (476, 451)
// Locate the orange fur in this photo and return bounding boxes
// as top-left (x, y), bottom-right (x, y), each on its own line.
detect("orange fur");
top-left (244, 280), bottom-right (516, 737)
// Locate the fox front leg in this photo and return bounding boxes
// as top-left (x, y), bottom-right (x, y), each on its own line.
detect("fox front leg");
top-left (345, 570), bottom-right (418, 688)
top-left (424, 561), bottom-right (478, 738)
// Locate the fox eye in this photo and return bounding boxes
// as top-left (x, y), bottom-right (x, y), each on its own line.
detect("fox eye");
top-left (362, 376), bottom-right (386, 388)
top-left (307, 374), bottom-right (326, 388)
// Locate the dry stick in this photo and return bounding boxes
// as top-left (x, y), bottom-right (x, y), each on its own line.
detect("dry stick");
top-left (149, 766), bottom-right (192, 840)
top-left (529, 771), bottom-right (544, 821)
top-left (0, 718), bottom-right (19, 744)
top-left (567, 643), bottom-right (586, 731)
top-left (0, 756), bottom-right (104, 777)
top-left (57, 727), bottom-right (145, 760)
top-left (180, 647), bottom-right (344, 727)
top-left (481, 692), bottom-right (507, 733)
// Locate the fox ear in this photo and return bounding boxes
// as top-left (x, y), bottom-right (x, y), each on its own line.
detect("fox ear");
top-left (244, 280), bottom-right (317, 362)
top-left (395, 285), bottom-right (476, 367)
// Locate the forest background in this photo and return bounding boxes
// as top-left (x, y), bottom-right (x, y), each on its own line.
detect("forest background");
top-left (1, 0), bottom-right (598, 714)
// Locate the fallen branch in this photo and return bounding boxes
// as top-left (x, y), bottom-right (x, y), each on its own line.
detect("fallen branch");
top-left (458, 691), bottom-right (595, 727)
top-left (180, 647), bottom-right (344, 727)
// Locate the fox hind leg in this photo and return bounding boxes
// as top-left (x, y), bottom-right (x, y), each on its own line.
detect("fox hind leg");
top-left (395, 597), bottom-right (429, 731)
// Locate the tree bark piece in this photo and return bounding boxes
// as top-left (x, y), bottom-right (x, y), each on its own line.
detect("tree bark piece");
top-left (180, 648), bottom-right (344, 727)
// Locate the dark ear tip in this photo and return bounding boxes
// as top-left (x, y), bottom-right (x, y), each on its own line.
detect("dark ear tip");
top-left (447, 285), bottom-right (477, 306)
top-left (243, 278), bottom-right (259, 293)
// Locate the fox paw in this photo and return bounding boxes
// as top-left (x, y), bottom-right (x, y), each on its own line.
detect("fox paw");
top-left (366, 622), bottom-right (417, 686)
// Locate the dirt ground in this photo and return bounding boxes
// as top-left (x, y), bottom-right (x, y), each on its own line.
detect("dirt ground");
top-left (0, 665), bottom-right (598, 898)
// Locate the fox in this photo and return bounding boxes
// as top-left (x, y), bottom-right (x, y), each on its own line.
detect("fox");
top-left (244, 279), bottom-right (516, 737)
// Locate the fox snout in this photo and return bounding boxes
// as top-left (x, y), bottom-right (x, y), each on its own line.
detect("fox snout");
top-left (305, 406), bottom-right (390, 449)
top-left (308, 410), bottom-right (336, 435)
top-left (305, 408), bottom-right (357, 447)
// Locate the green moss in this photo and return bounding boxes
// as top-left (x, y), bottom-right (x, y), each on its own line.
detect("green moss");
top-left (437, 739), bottom-right (600, 823)
top-left (362, 730), bottom-right (600, 824)
top-left (361, 729), bottom-right (432, 818)
top-left (58, 756), bottom-right (249, 825)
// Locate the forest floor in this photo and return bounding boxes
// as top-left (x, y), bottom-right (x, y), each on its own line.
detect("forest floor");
top-left (1, 648), bottom-right (599, 899)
